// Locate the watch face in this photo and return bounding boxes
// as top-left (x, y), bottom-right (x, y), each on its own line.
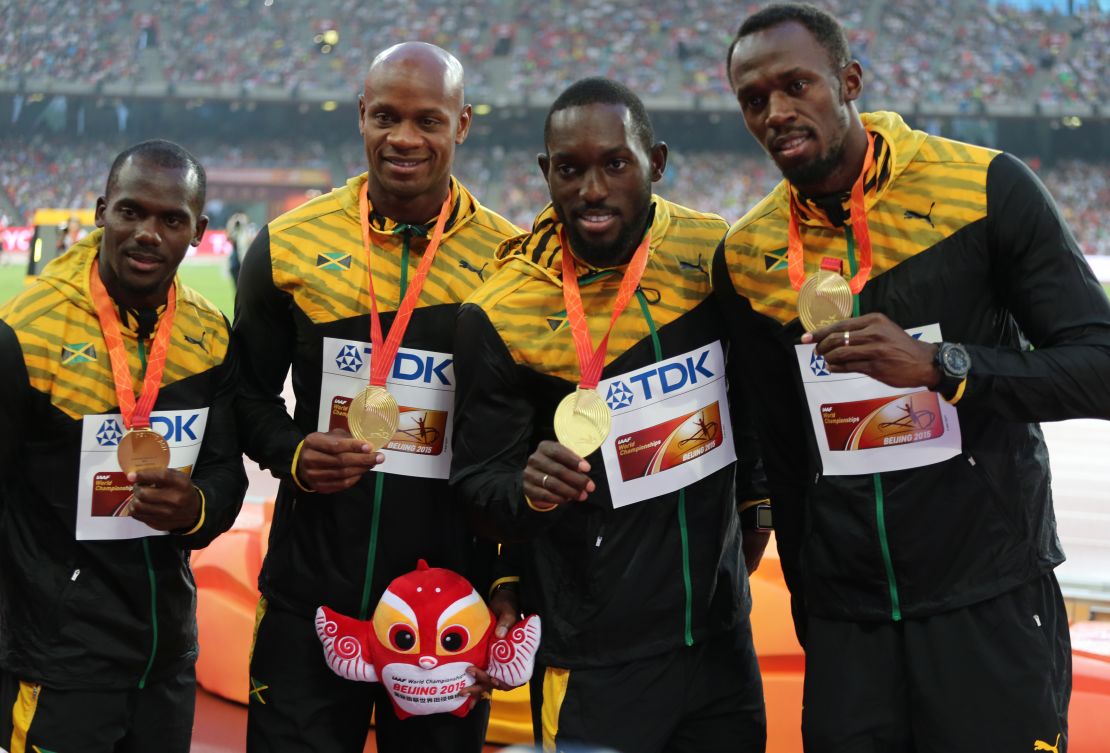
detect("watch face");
top-left (943, 345), bottom-right (971, 376)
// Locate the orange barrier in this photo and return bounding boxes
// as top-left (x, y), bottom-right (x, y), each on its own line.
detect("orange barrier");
top-left (194, 506), bottom-right (1107, 751)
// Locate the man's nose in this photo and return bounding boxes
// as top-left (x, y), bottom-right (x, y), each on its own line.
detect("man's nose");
top-left (580, 168), bottom-right (607, 204)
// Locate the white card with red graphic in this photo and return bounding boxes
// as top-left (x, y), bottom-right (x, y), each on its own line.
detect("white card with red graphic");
top-left (318, 337), bottom-right (454, 479)
top-left (796, 323), bottom-right (962, 476)
top-left (597, 341), bottom-right (737, 508)
top-left (76, 408), bottom-right (208, 540)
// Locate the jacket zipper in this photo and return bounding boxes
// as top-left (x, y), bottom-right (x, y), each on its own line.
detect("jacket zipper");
top-left (845, 227), bottom-right (902, 621)
top-left (137, 338), bottom-right (161, 686)
top-left (634, 287), bottom-right (694, 645)
top-left (358, 236), bottom-right (411, 619)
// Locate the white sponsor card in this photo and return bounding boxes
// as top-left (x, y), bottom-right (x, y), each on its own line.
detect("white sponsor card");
top-left (318, 337), bottom-right (454, 479)
top-left (77, 408), bottom-right (208, 540)
top-left (796, 323), bottom-right (962, 476)
top-left (597, 341), bottom-right (737, 508)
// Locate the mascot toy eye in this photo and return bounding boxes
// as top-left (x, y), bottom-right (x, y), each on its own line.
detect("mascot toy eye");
top-left (315, 559), bottom-right (541, 719)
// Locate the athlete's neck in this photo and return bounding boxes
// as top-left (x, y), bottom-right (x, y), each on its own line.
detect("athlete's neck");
top-left (367, 181), bottom-right (450, 227)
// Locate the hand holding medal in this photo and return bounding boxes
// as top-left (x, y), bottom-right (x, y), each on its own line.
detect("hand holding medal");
top-left (91, 259), bottom-right (202, 530)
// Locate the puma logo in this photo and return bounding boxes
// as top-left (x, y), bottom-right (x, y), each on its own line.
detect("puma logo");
top-left (903, 201), bottom-right (936, 228)
top-left (459, 259), bottom-right (488, 282)
top-left (1034, 733), bottom-right (1061, 752)
top-left (184, 331), bottom-right (208, 352)
top-left (679, 255), bottom-right (708, 277)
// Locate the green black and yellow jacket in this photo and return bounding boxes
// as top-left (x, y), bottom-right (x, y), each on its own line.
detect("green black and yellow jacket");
top-left (234, 174), bottom-right (521, 620)
top-left (713, 111), bottom-right (1110, 624)
top-left (0, 233), bottom-right (246, 689)
top-left (450, 199), bottom-right (767, 669)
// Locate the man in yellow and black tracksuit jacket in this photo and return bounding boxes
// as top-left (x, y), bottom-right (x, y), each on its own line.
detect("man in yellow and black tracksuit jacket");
top-left (714, 109), bottom-right (1110, 751)
top-left (0, 232), bottom-right (246, 751)
top-left (235, 172), bottom-right (520, 750)
top-left (452, 199), bottom-right (768, 753)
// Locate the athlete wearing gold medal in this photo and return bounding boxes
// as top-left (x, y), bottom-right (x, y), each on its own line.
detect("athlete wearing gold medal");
top-left (452, 78), bottom-right (770, 753)
top-left (348, 185), bottom-right (454, 449)
top-left (234, 42), bottom-right (523, 753)
top-left (0, 140), bottom-right (246, 753)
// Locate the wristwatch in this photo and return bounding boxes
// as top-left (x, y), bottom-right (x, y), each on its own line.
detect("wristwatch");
top-left (932, 342), bottom-right (970, 401)
top-left (740, 503), bottom-right (773, 532)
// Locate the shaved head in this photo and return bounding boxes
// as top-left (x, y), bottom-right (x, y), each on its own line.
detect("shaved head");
top-left (365, 42), bottom-right (465, 107)
top-left (357, 42), bottom-right (472, 224)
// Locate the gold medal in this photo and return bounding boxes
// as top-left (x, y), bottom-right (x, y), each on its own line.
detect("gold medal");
top-left (348, 385), bottom-right (400, 450)
top-left (797, 270), bottom-right (853, 332)
top-left (554, 388), bottom-right (612, 457)
top-left (117, 428), bottom-right (171, 474)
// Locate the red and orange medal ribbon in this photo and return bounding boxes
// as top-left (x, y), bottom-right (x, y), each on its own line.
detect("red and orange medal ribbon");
top-left (90, 258), bottom-right (175, 473)
top-left (787, 131), bottom-right (876, 295)
top-left (359, 184), bottom-right (453, 387)
top-left (552, 227), bottom-right (652, 458)
top-left (344, 183), bottom-right (453, 449)
top-left (559, 228), bottom-right (652, 390)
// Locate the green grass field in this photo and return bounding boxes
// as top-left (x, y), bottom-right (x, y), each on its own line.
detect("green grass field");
top-left (0, 259), bottom-right (236, 318)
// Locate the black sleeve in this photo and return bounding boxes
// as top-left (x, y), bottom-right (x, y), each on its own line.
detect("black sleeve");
top-left (180, 318), bottom-right (248, 549)
top-left (963, 153), bottom-right (1110, 420)
top-left (0, 319), bottom-right (32, 491)
top-left (232, 226), bottom-right (306, 478)
top-left (724, 329), bottom-right (771, 514)
top-left (449, 303), bottom-right (565, 542)
top-left (712, 241), bottom-right (810, 605)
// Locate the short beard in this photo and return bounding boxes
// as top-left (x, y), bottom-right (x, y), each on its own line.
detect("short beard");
top-left (556, 204), bottom-right (650, 268)
top-left (781, 134), bottom-right (847, 193)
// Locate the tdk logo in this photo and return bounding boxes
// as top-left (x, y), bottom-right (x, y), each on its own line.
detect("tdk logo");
top-left (97, 415), bottom-right (201, 445)
top-left (624, 350), bottom-right (714, 402)
top-left (606, 381), bottom-right (634, 410)
top-left (336, 344), bottom-right (364, 373)
top-left (150, 414), bottom-right (200, 442)
top-left (96, 419), bottom-right (124, 447)
top-left (391, 352), bottom-right (453, 386)
top-left (810, 351), bottom-right (830, 377)
top-left (336, 343), bottom-right (453, 386)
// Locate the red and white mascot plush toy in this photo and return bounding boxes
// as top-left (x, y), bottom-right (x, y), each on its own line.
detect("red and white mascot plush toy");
top-left (315, 560), bottom-right (540, 718)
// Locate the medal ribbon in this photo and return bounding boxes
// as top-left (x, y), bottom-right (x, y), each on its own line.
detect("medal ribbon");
top-left (787, 131), bottom-right (876, 294)
top-left (359, 184), bottom-right (453, 387)
top-left (90, 258), bottom-right (176, 430)
top-left (559, 228), bottom-right (652, 390)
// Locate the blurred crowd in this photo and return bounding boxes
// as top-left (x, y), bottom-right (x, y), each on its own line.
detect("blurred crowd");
top-left (0, 0), bottom-right (1106, 106)
top-left (3, 138), bottom-right (1108, 256)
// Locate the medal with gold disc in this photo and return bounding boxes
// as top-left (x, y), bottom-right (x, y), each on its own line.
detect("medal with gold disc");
top-left (788, 132), bottom-right (877, 331)
top-left (90, 259), bottom-right (175, 474)
top-left (349, 183), bottom-right (454, 450)
top-left (553, 227), bottom-right (653, 458)
top-left (797, 257), bottom-right (853, 332)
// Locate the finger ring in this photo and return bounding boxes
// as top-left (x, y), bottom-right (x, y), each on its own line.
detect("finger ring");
top-left (480, 691), bottom-right (492, 700)
top-left (843, 331), bottom-right (851, 346)
top-left (541, 474), bottom-right (549, 490)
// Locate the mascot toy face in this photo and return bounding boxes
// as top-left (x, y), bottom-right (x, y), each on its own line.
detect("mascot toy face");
top-left (316, 560), bottom-right (540, 719)
top-left (369, 562), bottom-right (493, 716)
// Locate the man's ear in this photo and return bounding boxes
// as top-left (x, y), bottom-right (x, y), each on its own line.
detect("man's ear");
top-left (649, 141), bottom-right (668, 183)
top-left (840, 60), bottom-right (863, 103)
top-left (537, 153), bottom-right (550, 181)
